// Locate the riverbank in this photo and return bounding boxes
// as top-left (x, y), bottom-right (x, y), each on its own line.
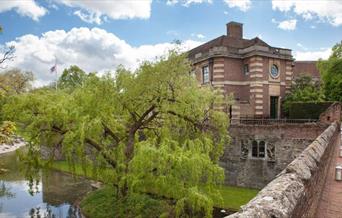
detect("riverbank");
top-left (51, 161), bottom-right (259, 211)
top-left (0, 137), bottom-right (26, 155)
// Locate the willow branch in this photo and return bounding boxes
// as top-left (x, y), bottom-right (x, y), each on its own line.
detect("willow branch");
top-left (85, 137), bottom-right (117, 169)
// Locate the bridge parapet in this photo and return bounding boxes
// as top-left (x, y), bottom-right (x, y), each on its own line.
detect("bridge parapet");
top-left (319, 102), bottom-right (341, 125)
top-left (226, 121), bottom-right (340, 218)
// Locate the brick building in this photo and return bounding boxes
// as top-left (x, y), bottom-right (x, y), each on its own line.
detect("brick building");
top-left (188, 21), bottom-right (319, 119)
top-left (293, 61), bottom-right (320, 81)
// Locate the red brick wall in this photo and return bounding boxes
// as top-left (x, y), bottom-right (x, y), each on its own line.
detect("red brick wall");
top-left (294, 61), bottom-right (320, 80)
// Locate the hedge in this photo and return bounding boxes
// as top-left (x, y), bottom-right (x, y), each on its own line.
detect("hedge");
top-left (287, 102), bottom-right (334, 119)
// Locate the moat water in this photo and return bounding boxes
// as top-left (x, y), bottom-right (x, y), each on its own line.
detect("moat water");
top-left (0, 150), bottom-right (232, 218)
top-left (0, 150), bottom-right (92, 218)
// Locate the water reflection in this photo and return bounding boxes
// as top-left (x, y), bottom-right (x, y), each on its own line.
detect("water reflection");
top-left (0, 151), bottom-right (92, 218)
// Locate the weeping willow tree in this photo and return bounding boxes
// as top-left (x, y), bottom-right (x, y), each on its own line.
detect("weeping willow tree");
top-left (3, 51), bottom-right (230, 217)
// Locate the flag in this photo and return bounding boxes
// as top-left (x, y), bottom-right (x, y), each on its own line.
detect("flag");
top-left (50, 64), bottom-right (57, 73)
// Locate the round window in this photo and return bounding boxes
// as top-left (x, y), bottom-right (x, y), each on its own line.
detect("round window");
top-left (270, 64), bottom-right (279, 78)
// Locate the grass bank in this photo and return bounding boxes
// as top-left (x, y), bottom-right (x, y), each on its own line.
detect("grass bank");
top-left (51, 161), bottom-right (258, 211)
top-left (80, 186), bottom-right (173, 218)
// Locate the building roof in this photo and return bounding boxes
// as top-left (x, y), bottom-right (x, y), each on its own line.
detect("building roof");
top-left (188, 35), bottom-right (271, 57)
top-left (293, 61), bottom-right (320, 79)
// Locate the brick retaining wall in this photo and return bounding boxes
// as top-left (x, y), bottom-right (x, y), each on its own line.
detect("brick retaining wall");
top-left (221, 123), bottom-right (327, 188)
top-left (226, 121), bottom-right (340, 218)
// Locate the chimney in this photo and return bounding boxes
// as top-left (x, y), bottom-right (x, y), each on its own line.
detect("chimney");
top-left (226, 21), bottom-right (243, 39)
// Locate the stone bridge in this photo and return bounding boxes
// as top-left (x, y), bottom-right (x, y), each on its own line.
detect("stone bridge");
top-left (225, 102), bottom-right (341, 218)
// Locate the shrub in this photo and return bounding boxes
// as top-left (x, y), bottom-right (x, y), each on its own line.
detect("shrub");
top-left (0, 121), bottom-right (16, 144)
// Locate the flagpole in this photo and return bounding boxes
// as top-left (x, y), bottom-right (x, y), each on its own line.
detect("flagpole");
top-left (55, 58), bottom-right (58, 91)
top-left (55, 67), bottom-right (58, 91)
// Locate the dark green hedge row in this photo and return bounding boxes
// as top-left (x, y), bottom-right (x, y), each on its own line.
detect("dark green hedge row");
top-left (287, 102), bottom-right (334, 119)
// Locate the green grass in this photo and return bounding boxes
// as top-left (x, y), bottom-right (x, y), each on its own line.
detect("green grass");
top-left (51, 160), bottom-right (258, 211)
top-left (80, 186), bottom-right (172, 218)
top-left (214, 185), bottom-right (259, 210)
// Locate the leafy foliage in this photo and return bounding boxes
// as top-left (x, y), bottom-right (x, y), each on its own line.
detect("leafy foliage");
top-left (52, 160), bottom-right (259, 211)
top-left (318, 41), bottom-right (342, 102)
top-left (0, 68), bottom-right (33, 96)
top-left (81, 186), bottom-right (173, 218)
top-left (0, 121), bottom-right (16, 144)
top-left (58, 65), bottom-right (88, 90)
top-left (283, 74), bottom-right (324, 113)
top-left (2, 51), bottom-right (230, 217)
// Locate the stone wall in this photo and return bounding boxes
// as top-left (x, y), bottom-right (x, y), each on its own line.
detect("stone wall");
top-left (225, 121), bottom-right (340, 218)
top-left (220, 123), bottom-right (327, 188)
top-left (319, 102), bottom-right (341, 125)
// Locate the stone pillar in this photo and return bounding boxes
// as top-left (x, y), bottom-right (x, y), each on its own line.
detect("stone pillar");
top-left (249, 56), bottom-right (264, 117)
top-left (211, 58), bottom-right (227, 112)
top-left (285, 61), bottom-right (293, 94)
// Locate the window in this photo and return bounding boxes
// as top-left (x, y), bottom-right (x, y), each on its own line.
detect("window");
top-left (202, 66), bottom-right (209, 83)
top-left (243, 64), bottom-right (249, 75)
top-left (270, 64), bottom-right (279, 78)
top-left (251, 140), bottom-right (266, 158)
top-left (252, 140), bottom-right (258, 157)
top-left (259, 141), bottom-right (265, 158)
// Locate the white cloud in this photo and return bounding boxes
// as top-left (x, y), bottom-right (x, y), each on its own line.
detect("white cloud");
top-left (294, 48), bottom-right (331, 60)
top-left (296, 42), bottom-right (307, 50)
top-left (0, 0), bottom-right (47, 21)
top-left (223, 0), bottom-right (251, 12)
top-left (272, 0), bottom-right (342, 26)
top-left (55, 0), bottom-right (152, 24)
top-left (191, 33), bottom-right (206, 39)
top-left (196, 34), bottom-right (205, 39)
top-left (3, 28), bottom-right (201, 87)
top-left (166, 0), bottom-right (212, 7)
top-left (277, 19), bottom-right (297, 31)
top-left (224, 11), bottom-right (229, 15)
top-left (166, 0), bottom-right (179, 6)
top-left (74, 10), bottom-right (102, 24)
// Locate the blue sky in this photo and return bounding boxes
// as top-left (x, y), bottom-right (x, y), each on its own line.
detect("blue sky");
top-left (0, 0), bottom-right (341, 86)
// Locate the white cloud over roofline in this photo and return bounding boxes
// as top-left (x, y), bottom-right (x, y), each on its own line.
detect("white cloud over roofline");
top-left (223, 0), bottom-right (252, 12)
top-left (294, 48), bottom-right (332, 61)
top-left (3, 27), bottom-right (202, 87)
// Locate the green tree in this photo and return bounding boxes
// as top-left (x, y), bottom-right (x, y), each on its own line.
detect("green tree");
top-left (0, 25), bottom-right (15, 68)
top-left (318, 41), bottom-right (342, 102)
top-left (0, 69), bottom-right (34, 96)
top-left (283, 74), bottom-right (324, 113)
top-left (3, 51), bottom-right (230, 217)
top-left (58, 65), bottom-right (87, 89)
